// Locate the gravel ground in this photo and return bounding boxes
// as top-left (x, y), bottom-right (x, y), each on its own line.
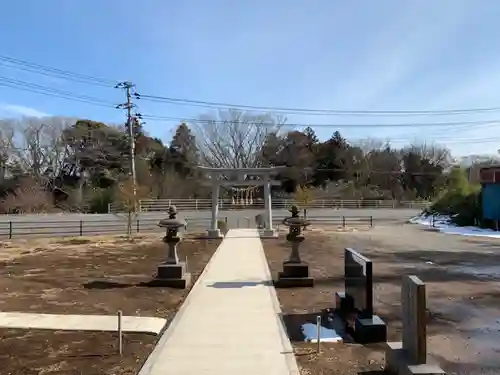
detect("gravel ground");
top-left (335, 224), bottom-right (500, 375)
top-left (0, 234), bottom-right (221, 375)
top-left (263, 223), bottom-right (500, 375)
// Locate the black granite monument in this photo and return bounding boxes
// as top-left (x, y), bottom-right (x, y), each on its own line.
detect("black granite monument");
top-left (335, 248), bottom-right (386, 343)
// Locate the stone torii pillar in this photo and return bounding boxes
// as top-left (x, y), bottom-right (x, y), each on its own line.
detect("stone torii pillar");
top-left (262, 175), bottom-right (275, 237)
top-left (208, 180), bottom-right (222, 238)
top-left (196, 166), bottom-right (285, 239)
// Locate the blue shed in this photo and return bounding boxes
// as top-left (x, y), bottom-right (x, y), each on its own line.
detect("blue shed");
top-left (480, 166), bottom-right (500, 221)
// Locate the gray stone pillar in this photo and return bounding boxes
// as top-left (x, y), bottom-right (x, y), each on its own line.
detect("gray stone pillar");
top-left (262, 176), bottom-right (276, 237)
top-left (264, 179), bottom-right (271, 228)
top-left (208, 181), bottom-right (222, 238)
top-left (211, 183), bottom-right (219, 230)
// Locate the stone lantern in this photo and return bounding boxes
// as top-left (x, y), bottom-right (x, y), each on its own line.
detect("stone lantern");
top-left (153, 205), bottom-right (191, 288)
top-left (275, 205), bottom-right (314, 287)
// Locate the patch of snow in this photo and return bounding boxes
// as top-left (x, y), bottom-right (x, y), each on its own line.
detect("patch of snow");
top-left (409, 214), bottom-right (500, 238)
top-left (301, 322), bottom-right (342, 343)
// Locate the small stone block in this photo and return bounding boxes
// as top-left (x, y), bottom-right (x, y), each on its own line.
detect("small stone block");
top-left (335, 291), bottom-right (355, 315)
top-left (383, 342), bottom-right (446, 375)
top-left (354, 315), bottom-right (387, 344)
top-left (275, 275), bottom-right (314, 288)
top-left (404, 364), bottom-right (446, 375)
top-left (206, 229), bottom-right (224, 239)
top-left (384, 341), bottom-right (404, 374)
top-left (150, 273), bottom-right (191, 289)
top-left (157, 262), bottom-right (186, 279)
top-left (282, 262), bottom-right (309, 278)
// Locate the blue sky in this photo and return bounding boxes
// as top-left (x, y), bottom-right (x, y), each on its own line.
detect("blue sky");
top-left (1, 0), bottom-right (500, 156)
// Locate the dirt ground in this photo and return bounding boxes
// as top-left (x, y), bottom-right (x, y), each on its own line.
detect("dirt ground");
top-left (263, 224), bottom-right (500, 375)
top-left (0, 233), bottom-right (221, 375)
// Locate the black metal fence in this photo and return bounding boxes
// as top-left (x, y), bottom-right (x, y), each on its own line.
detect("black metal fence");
top-left (0, 215), bottom-right (373, 239)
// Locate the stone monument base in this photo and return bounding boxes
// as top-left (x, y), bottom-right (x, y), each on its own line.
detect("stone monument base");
top-left (334, 291), bottom-right (355, 317)
top-left (354, 315), bottom-right (387, 344)
top-left (384, 342), bottom-right (446, 375)
top-left (335, 292), bottom-right (387, 344)
top-left (275, 262), bottom-right (314, 288)
top-left (151, 262), bottom-right (191, 289)
top-left (206, 229), bottom-right (224, 239)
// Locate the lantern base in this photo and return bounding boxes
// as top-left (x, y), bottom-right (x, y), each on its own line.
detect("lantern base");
top-left (152, 262), bottom-right (191, 289)
top-left (275, 275), bottom-right (314, 288)
top-left (282, 262), bottom-right (310, 277)
top-left (275, 262), bottom-right (314, 287)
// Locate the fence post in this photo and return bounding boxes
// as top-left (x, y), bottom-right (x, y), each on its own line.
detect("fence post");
top-left (322, 200), bottom-right (325, 208)
top-left (108, 203), bottom-right (111, 213)
top-left (9, 221), bottom-right (12, 239)
top-left (342, 216), bottom-right (346, 228)
top-left (117, 310), bottom-right (123, 356)
top-left (370, 216), bottom-right (373, 228)
top-left (136, 219), bottom-right (140, 233)
top-left (79, 220), bottom-right (83, 236)
top-left (168, 199), bottom-right (171, 207)
top-left (195, 199), bottom-right (198, 211)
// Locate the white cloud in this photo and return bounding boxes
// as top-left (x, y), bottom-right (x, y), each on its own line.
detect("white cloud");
top-left (330, 1), bottom-right (470, 109)
top-left (0, 103), bottom-right (50, 118)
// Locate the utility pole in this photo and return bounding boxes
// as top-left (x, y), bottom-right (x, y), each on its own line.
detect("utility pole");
top-left (116, 81), bottom-right (138, 214)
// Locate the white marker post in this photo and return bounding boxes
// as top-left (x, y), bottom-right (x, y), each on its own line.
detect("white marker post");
top-left (316, 315), bottom-right (321, 353)
top-left (118, 310), bottom-right (123, 355)
top-left (185, 256), bottom-right (188, 273)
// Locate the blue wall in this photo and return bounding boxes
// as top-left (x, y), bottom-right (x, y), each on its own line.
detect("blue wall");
top-left (482, 183), bottom-right (500, 220)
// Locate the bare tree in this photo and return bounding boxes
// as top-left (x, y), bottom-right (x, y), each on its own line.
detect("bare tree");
top-left (0, 120), bottom-right (15, 184)
top-left (0, 177), bottom-right (53, 214)
top-left (352, 138), bottom-right (387, 155)
top-left (192, 109), bottom-right (286, 168)
top-left (9, 116), bottom-right (73, 184)
top-left (406, 142), bottom-right (451, 168)
top-left (115, 178), bottom-right (149, 237)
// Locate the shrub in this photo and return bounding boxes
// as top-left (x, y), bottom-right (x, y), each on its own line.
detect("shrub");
top-left (88, 188), bottom-right (115, 213)
top-left (217, 219), bottom-right (228, 235)
top-left (428, 167), bottom-right (481, 226)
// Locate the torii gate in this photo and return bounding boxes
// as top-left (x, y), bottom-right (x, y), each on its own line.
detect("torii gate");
top-left (197, 166), bottom-right (285, 238)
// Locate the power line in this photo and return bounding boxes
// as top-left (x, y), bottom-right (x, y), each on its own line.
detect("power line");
top-left (138, 113), bottom-right (500, 129)
top-left (2, 53), bottom-right (500, 117)
top-left (135, 93), bottom-right (500, 117)
top-left (0, 76), bottom-right (495, 144)
top-left (0, 55), bottom-right (118, 87)
top-left (0, 76), bottom-right (116, 108)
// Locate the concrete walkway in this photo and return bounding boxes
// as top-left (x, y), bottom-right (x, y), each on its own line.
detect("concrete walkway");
top-left (0, 312), bottom-right (166, 334)
top-left (139, 228), bottom-right (299, 375)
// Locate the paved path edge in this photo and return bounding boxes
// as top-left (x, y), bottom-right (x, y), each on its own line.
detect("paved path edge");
top-left (257, 237), bottom-right (300, 375)
top-left (0, 312), bottom-right (166, 334)
top-left (137, 238), bottom-right (224, 375)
